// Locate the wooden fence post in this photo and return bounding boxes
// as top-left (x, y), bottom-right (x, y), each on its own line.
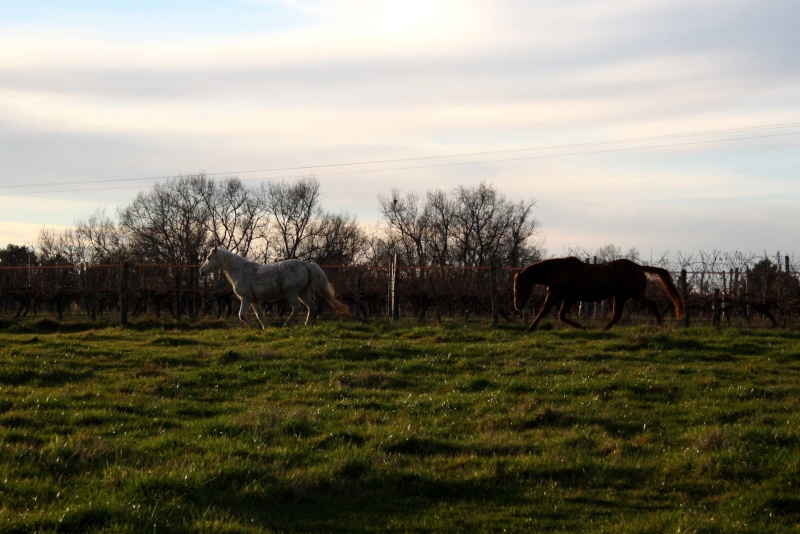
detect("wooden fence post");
top-left (174, 270), bottom-right (182, 321)
top-left (191, 266), bottom-right (198, 321)
top-left (712, 288), bottom-right (721, 326)
top-left (581, 258), bottom-right (590, 320)
top-left (89, 267), bottom-right (97, 321)
top-left (490, 266), bottom-right (499, 329)
top-left (120, 261), bottom-right (130, 327)
top-left (390, 254), bottom-right (399, 320)
top-left (785, 255), bottom-right (791, 303)
top-left (311, 287), bottom-right (319, 324)
top-left (745, 267), bottom-right (751, 319)
top-left (681, 269), bottom-right (690, 327)
top-left (428, 274), bottom-right (442, 323)
top-left (355, 270), bottom-right (363, 321)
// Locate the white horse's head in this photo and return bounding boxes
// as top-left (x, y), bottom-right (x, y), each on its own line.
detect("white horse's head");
top-left (199, 246), bottom-right (223, 276)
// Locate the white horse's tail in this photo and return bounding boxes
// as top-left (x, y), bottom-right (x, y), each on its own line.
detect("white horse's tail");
top-left (308, 263), bottom-right (350, 315)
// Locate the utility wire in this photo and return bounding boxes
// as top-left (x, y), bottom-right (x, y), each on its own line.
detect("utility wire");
top-left (2, 123), bottom-right (799, 196)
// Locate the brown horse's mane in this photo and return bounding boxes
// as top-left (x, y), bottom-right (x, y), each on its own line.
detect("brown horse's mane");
top-left (518, 256), bottom-right (581, 278)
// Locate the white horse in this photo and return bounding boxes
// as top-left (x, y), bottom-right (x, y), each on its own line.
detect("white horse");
top-left (199, 246), bottom-right (349, 329)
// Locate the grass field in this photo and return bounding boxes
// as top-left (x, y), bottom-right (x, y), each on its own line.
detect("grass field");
top-left (1, 317), bottom-right (799, 532)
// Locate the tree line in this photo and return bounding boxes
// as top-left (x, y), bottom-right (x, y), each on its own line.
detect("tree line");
top-left (3, 174), bottom-right (542, 269)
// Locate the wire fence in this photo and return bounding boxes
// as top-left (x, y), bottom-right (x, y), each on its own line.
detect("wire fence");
top-left (1, 260), bottom-right (798, 328)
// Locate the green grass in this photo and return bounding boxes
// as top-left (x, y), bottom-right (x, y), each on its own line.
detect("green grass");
top-left (1, 318), bottom-right (799, 532)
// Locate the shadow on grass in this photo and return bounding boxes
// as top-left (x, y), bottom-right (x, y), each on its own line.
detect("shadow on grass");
top-left (115, 458), bottom-right (674, 531)
top-left (0, 367), bottom-right (94, 387)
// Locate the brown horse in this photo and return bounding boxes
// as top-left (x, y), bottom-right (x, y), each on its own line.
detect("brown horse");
top-left (513, 257), bottom-right (684, 331)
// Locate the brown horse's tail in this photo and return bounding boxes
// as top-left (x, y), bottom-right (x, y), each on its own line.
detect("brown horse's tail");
top-left (642, 266), bottom-right (685, 319)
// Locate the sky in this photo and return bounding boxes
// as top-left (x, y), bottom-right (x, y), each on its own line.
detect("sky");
top-left (1, 0), bottom-right (799, 260)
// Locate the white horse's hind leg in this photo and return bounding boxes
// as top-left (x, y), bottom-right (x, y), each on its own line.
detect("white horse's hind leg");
top-left (283, 296), bottom-right (303, 326)
top-left (297, 293), bottom-right (314, 325)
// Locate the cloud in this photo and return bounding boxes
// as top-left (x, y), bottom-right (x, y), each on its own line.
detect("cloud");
top-left (0, 1), bottom-right (483, 72)
top-left (0, 0), bottom-right (799, 254)
top-left (0, 221), bottom-right (69, 247)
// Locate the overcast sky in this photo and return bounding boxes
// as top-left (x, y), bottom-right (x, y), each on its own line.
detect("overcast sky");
top-left (1, 0), bottom-right (799, 259)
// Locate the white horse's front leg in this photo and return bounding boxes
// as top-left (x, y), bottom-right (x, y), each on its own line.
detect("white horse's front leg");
top-left (250, 301), bottom-right (268, 330)
top-left (237, 297), bottom-right (255, 328)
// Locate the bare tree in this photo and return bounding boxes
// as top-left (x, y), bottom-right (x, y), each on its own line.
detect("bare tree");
top-left (75, 208), bottom-right (126, 263)
top-left (201, 176), bottom-right (268, 257)
top-left (424, 189), bottom-right (456, 265)
top-left (563, 244), bottom-right (642, 264)
top-left (596, 244), bottom-right (624, 262)
top-left (361, 232), bottom-right (397, 266)
top-left (503, 199), bottom-right (541, 267)
top-left (378, 190), bottom-right (428, 265)
top-left (377, 181), bottom-right (541, 267)
top-left (0, 244), bottom-right (36, 266)
top-left (265, 176), bottom-right (321, 260)
top-left (37, 225), bottom-right (99, 266)
top-left (302, 212), bottom-right (367, 264)
top-left (452, 182), bottom-right (539, 267)
top-left (118, 174), bottom-right (210, 264)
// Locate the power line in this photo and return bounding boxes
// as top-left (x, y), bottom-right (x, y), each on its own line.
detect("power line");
top-left (4, 121), bottom-right (799, 190)
top-left (2, 123), bottom-right (799, 196)
top-left (216, 121), bottom-right (800, 175)
top-left (301, 131), bottom-right (800, 178)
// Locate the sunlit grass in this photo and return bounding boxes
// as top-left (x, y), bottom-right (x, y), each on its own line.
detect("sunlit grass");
top-left (0, 320), bottom-right (799, 531)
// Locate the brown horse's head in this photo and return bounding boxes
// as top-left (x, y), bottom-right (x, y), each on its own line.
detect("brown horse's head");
top-left (513, 270), bottom-right (533, 311)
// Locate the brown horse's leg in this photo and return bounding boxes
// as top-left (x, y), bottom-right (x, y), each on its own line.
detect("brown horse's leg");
top-left (635, 295), bottom-right (662, 326)
top-left (602, 297), bottom-right (628, 330)
top-left (525, 293), bottom-right (557, 332)
top-left (557, 300), bottom-right (583, 329)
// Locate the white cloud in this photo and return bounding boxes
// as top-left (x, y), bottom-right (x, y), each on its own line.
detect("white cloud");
top-left (0, 221), bottom-right (68, 248)
top-left (1, 0), bottom-right (799, 254)
top-left (0, 1), bottom-right (484, 72)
